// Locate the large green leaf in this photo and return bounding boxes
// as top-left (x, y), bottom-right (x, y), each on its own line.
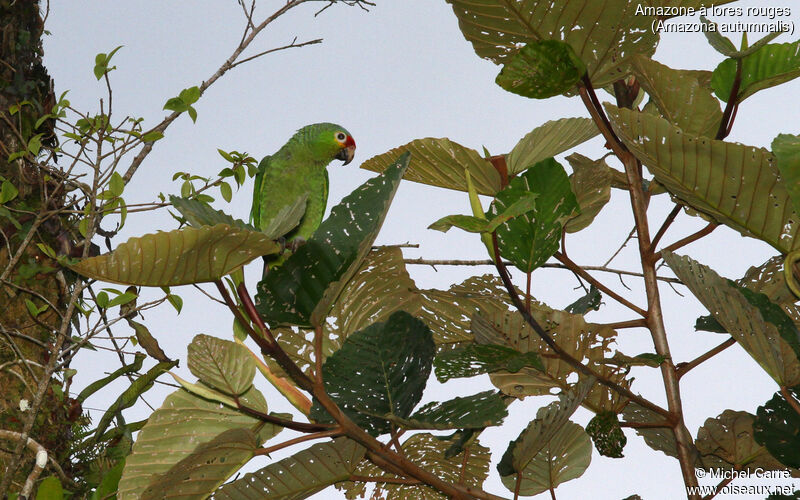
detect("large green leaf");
top-left (564, 153), bottom-right (612, 233)
top-left (445, 0), bottom-right (659, 88)
top-left (495, 40), bottom-right (586, 98)
top-left (696, 410), bottom-right (791, 473)
top-left (384, 390), bottom-right (508, 430)
top-left (774, 133), bottom-right (800, 214)
top-left (499, 420), bottom-right (592, 496)
top-left (712, 40), bottom-right (800, 103)
top-left (215, 438), bottom-right (366, 499)
top-left (118, 387), bottom-right (282, 499)
top-left (256, 153), bottom-right (409, 327)
top-left (663, 252), bottom-right (800, 386)
top-left (309, 311), bottom-right (435, 436)
top-left (753, 386), bottom-right (800, 469)
top-left (141, 428), bottom-right (258, 500)
top-left (70, 224), bottom-right (279, 286)
top-left (187, 334), bottom-right (255, 396)
top-left (631, 55), bottom-right (722, 138)
top-left (606, 104), bottom-right (800, 253)
top-left (360, 138), bottom-right (500, 195)
top-left (342, 433), bottom-right (490, 500)
top-left (170, 195), bottom-right (256, 231)
top-left (498, 378), bottom-right (594, 475)
top-left (490, 157), bottom-right (578, 272)
top-left (506, 118), bottom-right (600, 175)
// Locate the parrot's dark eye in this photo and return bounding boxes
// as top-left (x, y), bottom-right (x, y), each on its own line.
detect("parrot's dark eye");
top-left (336, 132), bottom-right (347, 143)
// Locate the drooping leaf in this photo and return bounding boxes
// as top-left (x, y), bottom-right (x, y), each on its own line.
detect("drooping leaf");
top-left (70, 224), bottom-right (280, 286)
top-left (187, 334), bottom-right (256, 396)
top-left (606, 104), bottom-right (800, 253)
top-left (663, 252), bottom-right (800, 386)
top-left (215, 438), bottom-right (365, 499)
top-left (126, 319), bottom-right (171, 363)
top-left (309, 311), bottom-right (435, 436)
top-left (342, 433), bottom-right (490, 500)
top-left (498, 378), bottom-right (594, 476)
top-left (118, 386), bottom-right (282, 499)
top-left (506, 117), bottom-right (600, 175)
top-left (361, 138), bottom-right (500, 195)
top-left (499, 420), bottom-right (592, 496)
top-left (565, 284), bottom-right (602, 314)
top-left (564, 153), bottom-right (612, 233)
top-left (700, 17), bottom-right (783, 59)
top-left (434, 342), bottom-right (543, 383)
top-left (256, 153), bottom-right (409, 327)
top-left (76, 352), bottom-right (145, 404)
top-left (169, 195), bottom-right (256, 231)
top-left (92, 360), bottom-right (178, 441)
top-left (489, 157), bottom-right (579, 272)
top-left (712, 40), bottom-right (800, 103)
top-left (384, 390), bottom-right (507, 430)
top-left (696, 410), bottom-right (791, 473)
top-left (445, 0), bottom-right (659, 88)
top-left (631, 55), bottom-right (722, 138)
top-left (773, 133), bottom-right (800, 214)
top-left (495, 40), bottom-right (586, 98)
top-left (141, 428), bottom-right (258, 500)
top-left (753, 385), bottom-right (800, 469)
top-left (586, 411), bottom-right (627, 458)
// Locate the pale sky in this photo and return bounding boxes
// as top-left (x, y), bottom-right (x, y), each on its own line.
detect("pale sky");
top-left (43, 1), bottom-right (800, 498)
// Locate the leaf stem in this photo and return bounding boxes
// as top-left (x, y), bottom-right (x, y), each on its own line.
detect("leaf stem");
top-left (780, 385), bottom-right (800, 417)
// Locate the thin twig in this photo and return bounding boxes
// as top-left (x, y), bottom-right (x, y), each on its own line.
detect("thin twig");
top-left (655, 222), bottom-right (718, 261)
top-left (676, 338), bottom-right (736, 379)
top-left (650, 204), bottom-right (682, 251)
top-left (254, 429), bottom-right (342, 456)
top-left (780, 385), bottom-right (800, 417)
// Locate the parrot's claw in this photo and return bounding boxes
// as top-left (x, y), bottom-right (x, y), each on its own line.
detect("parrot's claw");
top-left (287, 237), bottom-right (306, 253)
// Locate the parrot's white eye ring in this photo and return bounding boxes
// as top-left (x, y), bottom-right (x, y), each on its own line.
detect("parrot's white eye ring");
top-left (335, 132), bottom-right (347, 143)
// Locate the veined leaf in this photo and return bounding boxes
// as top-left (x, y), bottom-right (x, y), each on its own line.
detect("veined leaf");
top-left (187, 334), bottom-right (255, 396)
top-left (170, 195), bottom-right (256, 231)
top-left (70, 224), bottom-right (280, 286)
top-left (507, 117), bottom-right (600, 175)
top-left (712, 40), bottom-right (800, 103)
top-left (118, 386), bottom-right (283, 499)
top-left (773, 134), bottom-right (800, 214)
top-left (753, 385), bottom-right (800, 469)
top-left (498, 378), bottom-right (594, 475)
top-left (663, 252), bottom-right (800, 387)
top-left (586, 411), bottom-right (627, 458)
top-left (256, 153), bottom-right (409, 327)
top-left (215, 438), bottom-right (365, 499)
top-left (606, 104), bottom-right (800, 253)
top-left (631, 55), bottom-right (722, 138)
top-left (499, 420), bottom-right (592, 496)
top-left (343, 433), bottom-right (490, 500)
top-left (384, 390), bottom-right (508, 430)
top-left (495, 40), bottom-right (586, 98)
top-left (141, 428), bottom-right (258, 500)
top-left (564, 154), bottom-right (612, 233)
top-left (696, 410), bottom-right (789, 473)
top-left (489, 158), bottom-right (579, 272)
top-left (445, 0), bottom-right (659, 88)
top-left (621, 402), bottom-right (677, 458)
top-left (309, 311), bottom-right (435, 436)
top-left (360, 138), bottom-right (500, 195)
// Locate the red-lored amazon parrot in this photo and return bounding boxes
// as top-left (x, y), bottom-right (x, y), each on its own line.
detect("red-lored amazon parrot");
top-left (250, 122), bottom-right (356, 270)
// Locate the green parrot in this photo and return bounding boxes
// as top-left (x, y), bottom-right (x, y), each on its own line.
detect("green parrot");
top-left (250, 122), bottom-right (356, 270)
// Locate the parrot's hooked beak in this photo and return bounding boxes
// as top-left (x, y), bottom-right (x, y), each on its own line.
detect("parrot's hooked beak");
top-left (337, 137), bottom-right (356, 165)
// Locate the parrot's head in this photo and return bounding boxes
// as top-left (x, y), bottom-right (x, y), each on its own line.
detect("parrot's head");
top-left (303, 122), bottom-right (356, 166)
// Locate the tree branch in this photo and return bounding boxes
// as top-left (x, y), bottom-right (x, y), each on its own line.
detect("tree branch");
top-left (676, 338), bottom-right (736, 380)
